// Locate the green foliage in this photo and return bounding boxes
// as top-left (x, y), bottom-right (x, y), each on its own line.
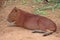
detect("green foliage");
top-left (57, 0), bottom-right (60, 3)
top-left (9, 0), bottom-right (60, 15)
top-left (32, 0), bottom-right (42, 3)
top-left (20, 0), bottom-right (27, 5)
top-left (56, 3), bottom-right (60, 8)
top-left (30, 0), bottom-right (60, 15)
top-left (33, 7), bottom-right (47, 15)
top-left (34, 10), bottom-right (47, 15)
top-left (33, 2), bottom-right (60, 14)
top-left (5, 0), bottom-right (60, 15)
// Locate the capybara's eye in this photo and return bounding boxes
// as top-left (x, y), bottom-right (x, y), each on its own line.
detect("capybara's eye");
top-left (15, 9), bottom-right (17, 12)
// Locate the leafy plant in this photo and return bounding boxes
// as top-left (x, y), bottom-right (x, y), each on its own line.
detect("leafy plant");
top-left (32, 0), bottom-right (42, 3)
top-left (33, 7), bottom-right (47, 15)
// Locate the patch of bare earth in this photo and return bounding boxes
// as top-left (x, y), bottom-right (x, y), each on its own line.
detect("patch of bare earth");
top-left (0, 1), bottom-right (60, 40)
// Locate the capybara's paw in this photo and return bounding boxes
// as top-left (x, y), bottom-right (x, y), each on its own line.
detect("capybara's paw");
top-left (43, 30), bottom-right (53, 36)
top-left (8, 21), bottom-right (16, 27)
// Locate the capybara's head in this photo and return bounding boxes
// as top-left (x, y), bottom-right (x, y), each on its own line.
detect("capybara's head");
top-left (7, 7), bottom-right (31, 23)
top-left (7, 7), bottom-right (20, 22)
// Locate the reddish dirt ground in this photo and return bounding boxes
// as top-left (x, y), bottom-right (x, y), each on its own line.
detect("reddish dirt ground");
top-left (0, 1), bottom-right (60, 40)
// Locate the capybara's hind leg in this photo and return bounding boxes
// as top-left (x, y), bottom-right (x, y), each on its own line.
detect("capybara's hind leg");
top-left (43, 30), bottom-right (54, 36)
top-left (32, 30), bottom-right (46, 33)
top-left (32, 30), bottom-right (54, 36)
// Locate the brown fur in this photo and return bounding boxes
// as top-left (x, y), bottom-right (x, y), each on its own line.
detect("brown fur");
top-left (7, 7), bottom-right (57, 36)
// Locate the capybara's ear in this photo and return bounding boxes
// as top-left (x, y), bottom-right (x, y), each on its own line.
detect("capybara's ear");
top-left (13, 7), bottom-right (17, 9)
top-left (13, 7), bottom-right (18, 12)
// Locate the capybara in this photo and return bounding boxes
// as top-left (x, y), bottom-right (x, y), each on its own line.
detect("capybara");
top-left (7, 7), bottom-right (57, 36)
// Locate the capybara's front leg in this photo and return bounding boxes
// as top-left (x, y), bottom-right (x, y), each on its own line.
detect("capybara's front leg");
top-left (8, 21), bottom-right (16, 27)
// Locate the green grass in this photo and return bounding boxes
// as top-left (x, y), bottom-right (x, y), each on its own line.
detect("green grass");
top-left (3, 0), bottom-right (60, 15)
top-left (32, 0), bottom-right (60, 15)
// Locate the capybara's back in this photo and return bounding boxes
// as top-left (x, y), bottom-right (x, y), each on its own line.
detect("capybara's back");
top-left (7, 7), bottom-right (57, 36)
